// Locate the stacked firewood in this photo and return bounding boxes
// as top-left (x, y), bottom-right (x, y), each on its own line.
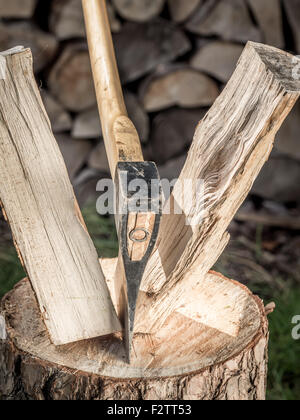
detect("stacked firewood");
top-left (0, 0), bottom-right (299, 209)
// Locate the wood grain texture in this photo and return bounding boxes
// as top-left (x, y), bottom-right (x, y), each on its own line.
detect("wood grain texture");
top-left (0, 47), bottom-right (121, 345)
top-left (0, 269), bottom-right (267, 392)
top-left (134, 42), bottom-right (300, 334)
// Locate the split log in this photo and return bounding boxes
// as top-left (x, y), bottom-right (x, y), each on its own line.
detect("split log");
top-left (74, 168), bottom-right (109, 206)
top-left (72, 92), bottom-right (149, 143)
top-left (41, 91), bottom-right (72, 134)
top-left (0, 0), bottom-right (37, 18)
top-left (0, 268), bottom-right (269, 400)
top-left (0, 22), bottom-right (58, 73)
top-left (48, 43), bottom-right (97, 112)
top-left (247, 0), bottom-right (284, 49)
top-left (133, 42), bottom-right (300, 335)
top-left (114, 19), bottom-right (191, 83)
top-left (186, 0), bottom-right (261, 43)
top-left (168, 0), bottom-right (202, 23)
top-left (140, 67), bottom-right (219, 112)
top-left (0, 47), bottom-right (121, 345)
top-left (88, 142), bottom-right (110, 173)
top-left (283, 0), bottom-right (300, 53)
top-left (112, 0), bottom-right (165, 23)
top-left (56, 134), bottom-right (93, 180)
top-left (190, 41), bottom-right (244, 83)
top-left (150, 108), bottom-right (206, 164)
top-left (50, 0), bottom-right (120, 40)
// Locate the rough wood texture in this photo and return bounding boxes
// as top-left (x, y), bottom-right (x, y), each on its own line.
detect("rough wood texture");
top-left (133, 42), bottom-right (300, 335)
top-left (0, 269), bottom-right (269, 400)
top-left (0, 47), bottom-right (121, 345)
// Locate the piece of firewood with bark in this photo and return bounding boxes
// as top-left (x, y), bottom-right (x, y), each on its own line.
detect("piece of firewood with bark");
top-left (0, 40), bottom-right (299, 400)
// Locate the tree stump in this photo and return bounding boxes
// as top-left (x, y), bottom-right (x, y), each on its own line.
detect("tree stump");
top-left (0, 267), bottom-right (269, 400)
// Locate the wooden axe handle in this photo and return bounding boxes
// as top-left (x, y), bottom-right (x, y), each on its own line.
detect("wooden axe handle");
top-left (82, 0), bottom-right (143, 176)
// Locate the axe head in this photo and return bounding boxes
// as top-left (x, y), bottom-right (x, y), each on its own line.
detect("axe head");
top-left (115, 162), bottom-right (162, 362)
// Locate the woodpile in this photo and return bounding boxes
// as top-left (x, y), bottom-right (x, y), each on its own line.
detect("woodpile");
top-left (0, 0), bottom-right (298, 206)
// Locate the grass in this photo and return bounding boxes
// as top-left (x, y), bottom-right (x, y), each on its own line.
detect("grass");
top-left (0, 209), bottom-right (299, 400)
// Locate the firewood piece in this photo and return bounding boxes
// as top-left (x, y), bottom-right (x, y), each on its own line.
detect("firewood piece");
top-left (0, 48), bottom-right (121, 345)
top-left (88, 142), bottom-right (110, 173)
top-left (190, 41), bottom-right (244, 83)
top-left (56, 134), bottom-right (93, 180)
top-left (114, 19), bottom-right (191, 83)
top-left (151, 108), bottom-right (206, 164)
top-left (41, 91), bottom-right (72, 134)
top-left (140, 67), bottom-right (219, 112)
top-left (0, 0), bottom-right (37, 18)
top-left (0, 22), bottom-right (58, 73)
top-left (276, 99), bottom-right (300, 160)
top-left (252, 153), bottom-right (300, 203)
top-left (112, 0), bottom-right (165, 22)
top-left (73, 92), bottom-right (149, 142)
top-left (186, 0), bottom-right (261, 43)
top-left (135, 42), bottom-right (300, 334)
top-left (74, 168), bottom-right (109, 206)
top-left (283, 0), bottom-right (300, 53)
top-left (50, 0), bottom-right (120, 40)
top-left (247, 0), bottom-right (284, 48)
top-left (158, 155), bottom-right (186, 181)
top-left (168, 0), bottom-right (202, 23)
top-left (0, 271), bottom-right (268, 400)
top-left (48, 43), bottom-right (96, 112)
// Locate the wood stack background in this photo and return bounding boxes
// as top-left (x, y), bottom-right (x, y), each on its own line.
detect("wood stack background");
top-left (0, 0), bottom-right (299, 209)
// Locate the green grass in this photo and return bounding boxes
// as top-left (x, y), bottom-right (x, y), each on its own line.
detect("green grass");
top-left (0, 247), bottom-right (25, 297)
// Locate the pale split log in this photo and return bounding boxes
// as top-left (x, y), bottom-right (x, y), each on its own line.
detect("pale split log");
top-left (0, 268), bottom-right (269, 400)
top-left (0, 47), bottom-right (121, 345)
top-left (134, 42), bottom-right (300, 335)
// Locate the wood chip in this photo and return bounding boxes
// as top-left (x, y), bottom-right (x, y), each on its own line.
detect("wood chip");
top-left (190, 41), bottom-right (244, 82)
top-left (0, 0), bottom-right (37, 18)
top-left (48, 43), bottom-right (96, 112)
top-left (140, 67), bottom-right (219, 112)
top-left (283, 0), bottom-right (300, 53)
top-left (113, 0), bottom-right (165, 22)
top-left (186, 0), bottom-right (261, 43)
top-left (41, 91), bottom-right (72, 134)
top-left (168, 0), bottom-right (202, 23)
top-left (0, 22), bottom-right (58, 73)
top-left (114, 19), bottom-right (191, 83)
top-left (247, 0), bottom-right (284, 48)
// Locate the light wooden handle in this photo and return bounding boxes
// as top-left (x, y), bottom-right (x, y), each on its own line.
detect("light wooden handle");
top-left (82, 0), bottom-right (143, 175)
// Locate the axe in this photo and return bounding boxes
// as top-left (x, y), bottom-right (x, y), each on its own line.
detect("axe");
top-left (82, 0), bottom-right (162, 362)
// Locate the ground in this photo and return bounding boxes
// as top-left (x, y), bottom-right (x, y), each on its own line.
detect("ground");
top-left (0, 205), bottom-right (299, 401)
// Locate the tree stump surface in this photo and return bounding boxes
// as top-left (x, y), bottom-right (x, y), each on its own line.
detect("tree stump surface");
top-left (0, 270), bottom-right (269, 400)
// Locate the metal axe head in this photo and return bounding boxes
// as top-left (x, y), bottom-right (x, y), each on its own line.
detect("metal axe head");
top-left (115, 161), bottom-right (162, 361)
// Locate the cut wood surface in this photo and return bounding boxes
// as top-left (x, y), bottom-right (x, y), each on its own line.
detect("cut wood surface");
top-left (190, 41), bottom-right (244, 83)
top-left (133, 42), bottom-right (300, 335)
top-left (168, 0), bottom-right (202, 23)
top-left (0, 268), bottom-right (269, 399)
top-left (186, 0), bottom-right (261, 43)
top-left (48, 43), bottom-right (96, 112)
top-left (0, 22), bottom-right (58, 73)
top-left (114, 19), bottom-right (191, 83)
top-left (0, 0), bottom-right (37, 18)
top-left (112, 0), bottom-right (165, 22)
top-left (0, 47), bottom-right (121, 345)
top-left (140, 67), bottom-right (219, 112)
top-left (41, 91), bottom-right (72, 134)
top-left (247, 0), bottom-right (284, 49)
